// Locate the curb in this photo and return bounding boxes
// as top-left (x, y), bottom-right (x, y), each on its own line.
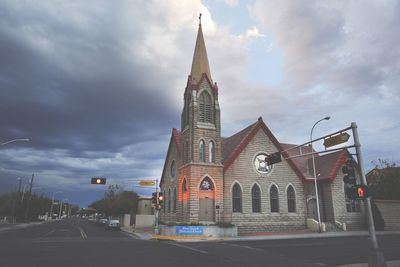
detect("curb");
top-left (337, 260), bottom-right (400, 267)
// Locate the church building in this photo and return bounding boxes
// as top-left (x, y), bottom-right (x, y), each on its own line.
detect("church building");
top-left (159, 19), bottom-right (366, 234)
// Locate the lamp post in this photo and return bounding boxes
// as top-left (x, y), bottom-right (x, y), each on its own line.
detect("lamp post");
top-left (50, 192), bottom-right (62, 220)
top-left (310, 116), bottom-right (330, 233)
top-left (59, 198), bottom-right (68, 220)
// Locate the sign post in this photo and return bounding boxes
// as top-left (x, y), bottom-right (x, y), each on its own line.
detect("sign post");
top-left (323, 132), bottom-right (350, 148)
top-left (351, 122), bottom-right (386, 267)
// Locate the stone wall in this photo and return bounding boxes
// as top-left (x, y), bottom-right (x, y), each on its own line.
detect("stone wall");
top-left (375, 200), bottom-right (400, 231)
top-left (223, 128), bottom-right (307, 233)
top-left (330, 171), bottom-right (366, 230)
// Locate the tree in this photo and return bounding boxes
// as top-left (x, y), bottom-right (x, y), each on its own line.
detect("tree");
top-left (89, 185), bottom-right (139, 217)
top-left (367, 159), bottom-right (400, 200)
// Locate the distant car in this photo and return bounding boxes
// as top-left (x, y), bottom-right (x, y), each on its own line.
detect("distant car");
top-left (105, 219), bottom-right (120, 230)
top-left (98, 218), bottom-right (108, 226)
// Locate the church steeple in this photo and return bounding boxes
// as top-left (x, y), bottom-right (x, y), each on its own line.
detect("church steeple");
top-left (190, 14), bottom-right (212, 83)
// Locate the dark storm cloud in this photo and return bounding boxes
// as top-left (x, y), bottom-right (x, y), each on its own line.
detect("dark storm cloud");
top-left (0, 0), bottom-right (190, 202)
top-left (0, 1), bottom-right (176, 153)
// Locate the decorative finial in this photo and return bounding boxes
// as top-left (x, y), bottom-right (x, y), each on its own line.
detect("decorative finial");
top-left (199, 13), bottom-right (202, 25)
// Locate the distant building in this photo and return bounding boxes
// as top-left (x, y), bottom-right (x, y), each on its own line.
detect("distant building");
top-left (137, 196), bottom-right (153, 215)
top-left (159, 19), bottom-right (366, 234)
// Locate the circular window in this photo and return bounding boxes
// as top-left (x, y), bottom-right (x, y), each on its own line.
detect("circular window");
top-left (170, 160), bottom-right (176, 178)
top-left (254, 153), bottom-right (272, 174)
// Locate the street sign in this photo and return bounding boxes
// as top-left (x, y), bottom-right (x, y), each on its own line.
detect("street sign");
top-left (139, 180), bottom-right (156, 187)
top-left (323, 132), bottom-right (350, 148)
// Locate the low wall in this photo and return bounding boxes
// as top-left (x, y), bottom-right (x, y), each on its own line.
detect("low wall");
top-left (306, 218), bottom-right (326, 232)
top-left (135, 215), bottom-right (155, 228)
top-left (375, 200), bottom-right (400, 231)
top-left (160, 225), bottom-right (237, 237)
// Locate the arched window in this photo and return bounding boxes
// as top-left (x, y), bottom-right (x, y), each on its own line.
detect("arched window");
top-left (199, 91), bottom-right (213, 123)
top-left (252, 184), bottom-right (261, 213)
top-left (209, 141), bottom-right (215, 163)
top-left (182, 179), bottom-right (187, 192)
top-left (287, 185), bottom-right (296, 212)
top-left (168, 188), bottom-right (171, 213)
top-left (199, 140), bottom-right (205, 162)
top-left (232, 183), bottom-right (242, 212)
top-left (173, 187), bottom-right (177, 212)
top-left (163, 190), bottom-right (166, 212)
top-left (185, 141), bottom-right (189, 163)
top-left (182, 143), bottom-right (185, 164)
top-left (270, 185), bottom-right (279, 212)
top-left (200, 177), bottom-right (213, 191)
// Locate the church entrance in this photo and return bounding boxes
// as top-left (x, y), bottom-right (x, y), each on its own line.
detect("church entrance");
top-left (198, 177), bottom-right (215, 222)
top-left (199, 197), bottom-right (214, 221)
top-left (307, 198), bottom-right (318, 220)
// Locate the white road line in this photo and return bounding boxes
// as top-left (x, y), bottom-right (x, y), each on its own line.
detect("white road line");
top-left (168, 242), bottom-right (208, 254)
top-left (225, 243), bottom-right (264, 252)
top-left (78, 227), bottom-right (87, 239)
top-left (40, 229), bottom-right (56, 239)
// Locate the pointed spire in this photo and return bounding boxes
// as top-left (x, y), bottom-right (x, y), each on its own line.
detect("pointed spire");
top-left (190, 13), bottom-right (212, 83)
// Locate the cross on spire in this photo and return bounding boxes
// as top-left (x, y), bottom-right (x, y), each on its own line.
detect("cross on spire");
top-left (199, 13), bottom-right (202, 25)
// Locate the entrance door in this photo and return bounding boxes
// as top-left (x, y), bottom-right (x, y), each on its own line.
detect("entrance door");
top-left (199, 197), bottom-right (214, 222)
top-left (307, 199), bottom-right (318, 220)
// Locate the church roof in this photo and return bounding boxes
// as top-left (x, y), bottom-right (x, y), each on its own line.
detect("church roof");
top-left (280, 143), bottom-right (349, 182)
top-left (190, 21), bottom-right (212, 84)
top-left (221, 117), bottom-right (307, 181)
top-left (221, 122), bottom-right (258, 164)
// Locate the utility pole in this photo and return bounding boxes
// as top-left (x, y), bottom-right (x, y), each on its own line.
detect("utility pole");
top-left (24, 174), bottom-right (34, 222)
top-left (154, 179), bottom-right (159, 235)
top-left (351, 122), bottom-right (386, 267)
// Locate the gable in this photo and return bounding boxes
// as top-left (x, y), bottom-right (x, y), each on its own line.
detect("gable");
top-left (159, 128), bottom-right (181, 188)
top-left (222, 117), bottom-right (306, 181)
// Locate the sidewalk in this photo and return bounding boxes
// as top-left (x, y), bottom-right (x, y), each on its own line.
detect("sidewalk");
top-left (121, 226), bottom-right (400, 242)
top-left (120, 227), bottom-right (400, 267)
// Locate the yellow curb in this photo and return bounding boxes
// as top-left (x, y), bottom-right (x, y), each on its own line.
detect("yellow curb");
top-left (151, 235), bottom-right (207, 240)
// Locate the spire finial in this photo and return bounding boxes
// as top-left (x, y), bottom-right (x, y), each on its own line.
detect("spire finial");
top-left (199, 13), bottom-right (202, 25)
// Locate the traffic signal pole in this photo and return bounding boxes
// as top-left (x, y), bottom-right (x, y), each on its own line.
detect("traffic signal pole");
top-left (154, 179), bottom-right (159, 235)
top-left (351, 122), bottom-right (386, 267)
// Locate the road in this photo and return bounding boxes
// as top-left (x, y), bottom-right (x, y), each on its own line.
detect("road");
top-left (0, 218), bottom-right (399, 267)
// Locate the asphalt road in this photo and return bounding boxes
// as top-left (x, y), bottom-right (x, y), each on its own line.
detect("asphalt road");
top-left (0, 218), bottom-right (399, 267)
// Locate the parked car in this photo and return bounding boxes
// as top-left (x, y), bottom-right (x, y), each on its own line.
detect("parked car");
top-left (96, 218), bottom-right (108, 226)
top-left (105, 219), bottom-right (120, 230)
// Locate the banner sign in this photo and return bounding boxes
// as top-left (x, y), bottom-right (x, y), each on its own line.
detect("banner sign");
top-left (175, 226), bottom-right (204, 235)
top-left (139, 180), bottom-right (156, 187)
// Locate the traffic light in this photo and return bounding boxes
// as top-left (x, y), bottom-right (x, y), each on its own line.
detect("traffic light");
top-left (158, 192), bottom-right (164, 204)
top-left (151, 192), bottom-right (157, 205)
top-left (342, 158), bottom-right (357, 200)
top-left (342, 158), bottom-right (356, 185)
top-left (355, 184), bottom-right (369, 199)
top-left (267, 152), bottom-right (282, 165)
top-left (91, 177), bottom-right (106, 185)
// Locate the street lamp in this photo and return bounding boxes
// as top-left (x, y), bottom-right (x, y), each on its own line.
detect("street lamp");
top-left (0, 139), bottom-right (30, 146)
top-left (310, 116), bottom-right (330, 233)
top-left (59, 198), bottom-right (68, 220)
top-left (50, 191), bottom-right (62, 220)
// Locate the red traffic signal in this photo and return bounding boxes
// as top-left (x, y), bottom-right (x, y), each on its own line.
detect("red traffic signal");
top-left (345, 184), bottom-right (369, 200)
top-left (91, 177), bottom-right (106, 185)
top-left (158, 192), bottom-right (164, 204)
top-left (355, 184), bottom-right (369, 199)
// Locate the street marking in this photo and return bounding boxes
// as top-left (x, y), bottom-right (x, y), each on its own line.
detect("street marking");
top-left (78, 227), bottom-right (87, 239)
top-left (316, 263), bottom-right (327, 266)
top-left (40, 229), bottom-right (56, 239)
top-left (167, 242), bottom-right (208, 254)
top-left (224, 243), bottom-right (264, 252)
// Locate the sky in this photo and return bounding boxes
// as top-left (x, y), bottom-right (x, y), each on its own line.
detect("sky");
top-left (1, 0), bottom-right (399, 208)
